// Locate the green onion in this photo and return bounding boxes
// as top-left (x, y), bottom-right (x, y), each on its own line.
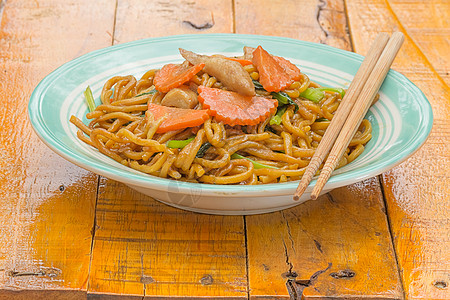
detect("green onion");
top-left (271, 91), bottom-right (289, 105)
top-left (84, 86), bottom-right (96, 112)
top-left (315, 117), bottom-right (329, 122)
top-left (252, 79), bottom-right (264, 90)
top-left (299, 88), bottom-right (325, 103)
top-left (315, 87), bottom-right (345, 98)
top-left (299, 87), bottom-right (346, 103)
top-left (271, 91), bottom-right (299, 112)
top-left (196, 142), bottom-right (212, 158)
top-left (231, 153), bottom-right (278, 169)
top-left (269, 106), bottom-right (287, 125)
top-left (135, 89), bottom-right (157, 98)
top-left (166, 137), bottom-right (195, 149)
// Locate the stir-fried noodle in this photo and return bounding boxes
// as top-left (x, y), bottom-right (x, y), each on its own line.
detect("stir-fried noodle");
top-left (70, 46), bottom-right (373, 185)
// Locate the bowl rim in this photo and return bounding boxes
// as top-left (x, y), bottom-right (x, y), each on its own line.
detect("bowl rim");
top-left (28, 33), bottom-right (434, 197)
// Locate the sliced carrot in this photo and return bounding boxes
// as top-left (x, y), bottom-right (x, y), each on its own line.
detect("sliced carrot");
top-left (224, 57), bottom-right (253, 66)
top-left (147, 103), bottom-right (209, 133)
top-left (252, 46), bottom-right (293, 92)
top-left (273, 56), bottom-right (302, 81)
top-left (198, 86), bottom-right (278, 126)
top-left (154, 63), bottom-right (205, 93)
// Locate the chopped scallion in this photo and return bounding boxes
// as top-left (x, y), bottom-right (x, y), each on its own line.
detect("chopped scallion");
top-left (271, 91), bottom-right (299, 112)
top-left (315, 87), bottom-right (345, 98)
top-left (231, 153), bottom-right (278, 169)
top-left (135, 89), bottom-right (157, 98)
top-left (252, 79), bottom-right (264, 90)
top-left (315, 117), bottom-right (329, 122)
top-left (299, 88), bottom-right (325, 103)
top-left (166, 137), bottom-right (195, 149)
top-left (196, 142), bottom-right (212, 158)
top-left (84, 86), bottom-right (96, 112)
top-left (269, 106), bottom-right (287, 125)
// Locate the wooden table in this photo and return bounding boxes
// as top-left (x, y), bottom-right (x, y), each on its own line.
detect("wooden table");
top-left (0, 0), bottom-right (449, 299)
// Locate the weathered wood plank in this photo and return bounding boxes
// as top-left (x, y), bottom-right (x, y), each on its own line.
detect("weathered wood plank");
top-left (387, 0), bottom-right (450, 85)
top-left (88, 180), bottom-right (247, 299)
top-left (236, 0), bottom-right (403, 298)
top-left (246, 181), bottom-right (403, 299)
top-left (113, 0), bottom-right (234, 43)
top-left (87, 1), bottom-right (248, 298)
top-left (235, 0), bottom-right (351, 49)
top-left (0, 0), bottom-right (116, 299)
top-left (346, 0), bottom-right (450, 299)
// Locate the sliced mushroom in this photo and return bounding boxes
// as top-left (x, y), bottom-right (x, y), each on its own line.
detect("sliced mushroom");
top-left (179, 48), bottom-right (255, 96)
top-left (160, 85), bottom-right (198, 109)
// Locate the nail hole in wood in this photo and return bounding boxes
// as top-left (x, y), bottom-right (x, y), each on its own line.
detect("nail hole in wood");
top-left (330, 269), bottom-right (355, 279)
top-left (200, 274), bottom-right (213, 285)
top-left (433, 280), bottom-right (448, 289)
top-left (140, 275), bottom-right (154, 284)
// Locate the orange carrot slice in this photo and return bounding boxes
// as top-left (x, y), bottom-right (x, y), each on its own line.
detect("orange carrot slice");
top-left (273, 56), bottom-right (302, 81)
top-left (154, 63), bottom-right (205, 93)
top-left (147, 103), bottom-right (209, 133)
top-left (224, 57), bottom-right (253, 66)
top-left (252, 46), bottom-right (293, 92)
top-left (198, 86), bottom-right (278, 126)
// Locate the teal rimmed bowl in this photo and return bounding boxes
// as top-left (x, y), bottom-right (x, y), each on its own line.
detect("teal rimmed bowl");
top-left (28, 34), bottom-right (433, 215)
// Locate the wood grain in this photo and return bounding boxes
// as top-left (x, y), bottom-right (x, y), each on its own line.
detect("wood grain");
top-left (388, 0), bottom-right (450, 86)
top-left (346, 0), bottom-right (450, 299)
top-left (235, 0), bottom-right (351, 49)
top-left (1, 0), bottom-right (446, 299)
top-left (0, 0), bottom-right (116, 299)
top-left (236, 0), bottom-right (402, 298)
top-left (247, 179), bottom-right (403, 299)
top-left (86, 1), bottom-right (248, 298)
top-left (88, 180), bottom-right (247, 299)
top-left (113, 0), bottom-right (233, 44)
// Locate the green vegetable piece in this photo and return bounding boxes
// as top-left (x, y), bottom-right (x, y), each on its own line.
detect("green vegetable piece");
top-left (271, 91), bottom-right (299, 112)
top-left (252, 80), bottom-right (299, 112)
top-left (265, 126), bottom-right (278, 134)
top-left (196, 142), bottom-right (212, 158)
top-left (252, 79), bottom-right (265, 90)
top-left (134, 89), bottom-right (157, 98)
top-left (299, 88), bottom-right (325, 103)
top-left (231, 153), bottom-right (278, 169)
top-left (166, 137), bottom-right (195, 149)
top-left (315, 87), bottom-right (345, 98)
top-left (84, 86), bottom-right (96, 112)
top-left (271, 91), bottom-right (290, 104)
top-left (315, 117), bottom-right (329, 122)
top-left (269, 106), bottom-right (287, 125)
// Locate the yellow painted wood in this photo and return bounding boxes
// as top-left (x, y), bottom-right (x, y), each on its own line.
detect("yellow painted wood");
top-left (0, 0), bottom-right (116, 299)
top-left (235, 0), bottom-right (351, 49)
top-left (387, 0), bottom-right (450, 85)
top-left (236, 0), bottom-right (403, 298)
top-left (113, 0), bottom-right (233, 43)
top-left (88, 179), bottom-right (247, 298)
top-left (346, 0), bottom-right (450, 299)
top-left (1, 0), bottom-right (446, 299)
top-left (87, 2), bottom-right (248, 298)
top-left (246, 182), bottom-right (403, 299)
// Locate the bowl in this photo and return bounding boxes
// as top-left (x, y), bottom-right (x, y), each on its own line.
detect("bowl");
top-left (28, 34), bottom-right (433, 215)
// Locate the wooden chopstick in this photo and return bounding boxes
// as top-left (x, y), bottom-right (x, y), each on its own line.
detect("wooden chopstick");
top-left (308, 32), bottom-right (405, 200)
top-left (293, 33), bottom-right (391, 201)
top-left (294, 32), bottom-right (405, 201)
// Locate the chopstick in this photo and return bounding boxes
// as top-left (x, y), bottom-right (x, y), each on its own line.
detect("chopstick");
top-left (293, 32), bottom-right (390, 200)
top-left (294, 32), bottom-right (405, 201)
